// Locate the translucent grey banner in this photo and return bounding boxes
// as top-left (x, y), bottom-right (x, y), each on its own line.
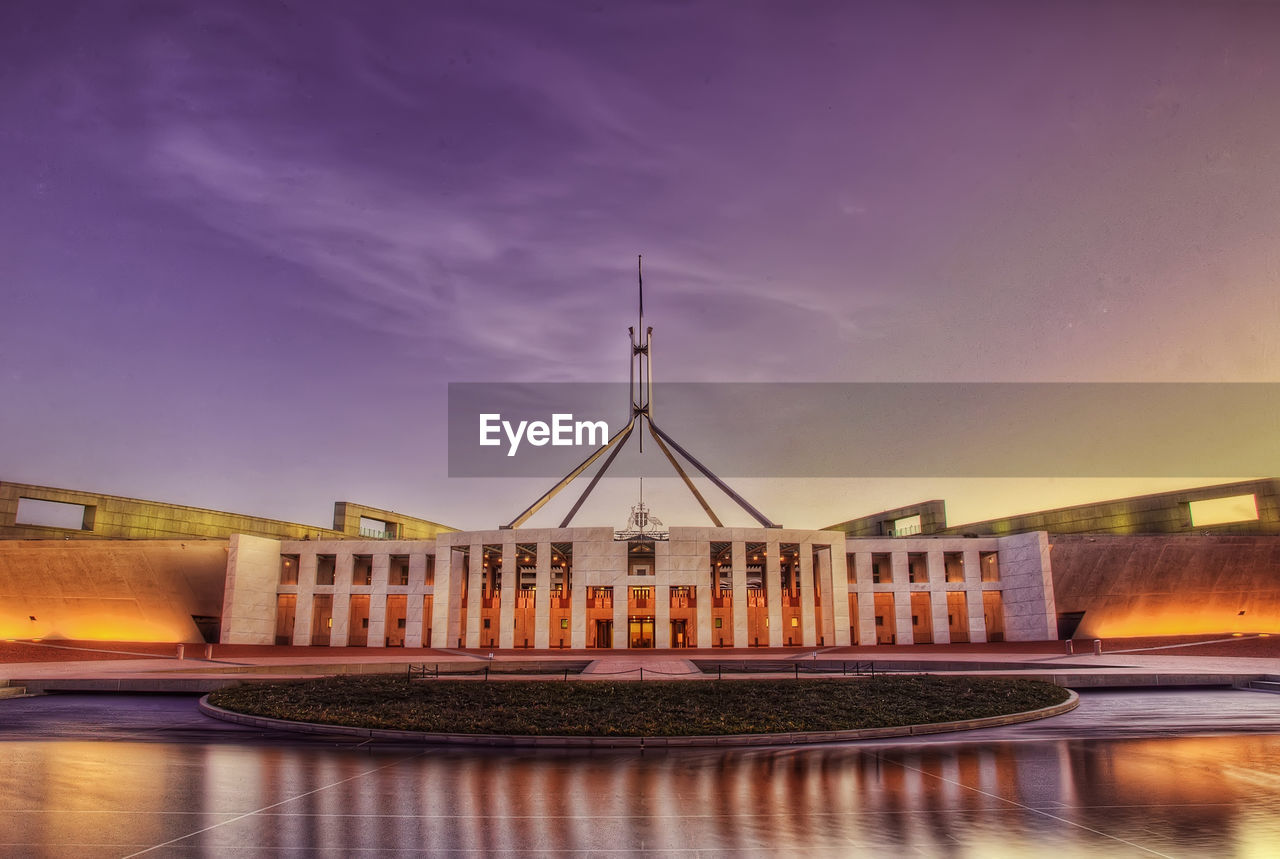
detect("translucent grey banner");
top-left (447, 383), bottom-right (1280, 478)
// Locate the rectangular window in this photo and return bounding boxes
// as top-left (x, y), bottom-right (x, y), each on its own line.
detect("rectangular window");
top-left (359, 516), bottom-right (396, 539)
top-left (1189, 494), bottom-right (1259, 526)
top-left (279, 555), bottom-right (299, 585)
top-left (715, 618), bottom-right (723, 628)
top-left (711, 542), bottom-right (732, 591)
top-left (353, 555), bottom-right (373, 586)
top-left (391, 555), bottom-right (410, 586)
top-left (560, 618), bottom-right (569, 629)
top-left (15, 498), bottom-right (93, 530)
top-left (892, 514), bottom-right (922, 536)
top-left (980, 552), bottom-right (1000, 583)
top-left (316, 555), bottom-right (336, 587)
top-left (872, 553), bottom-right (891, 584)
top-left (790, 617), bottom-right (799, 628)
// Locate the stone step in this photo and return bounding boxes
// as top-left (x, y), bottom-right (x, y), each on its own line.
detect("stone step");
top-left (0, 685), bottom-right (27, 700)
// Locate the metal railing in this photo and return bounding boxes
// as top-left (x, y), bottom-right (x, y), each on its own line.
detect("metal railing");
top-left (699, 660), bottom-right (878, 680)
top-left (407, 662), bottom-right (591, 681)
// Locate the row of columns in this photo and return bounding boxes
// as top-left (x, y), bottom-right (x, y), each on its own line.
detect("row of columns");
top-left (277, 542), bottom-right (1006, 649)
top-left (446, 538), bottom-right (847, 649)
top-left (288, 551), bottom-right (434, 647)
top-left (847, 548), bottom-right (997, 645)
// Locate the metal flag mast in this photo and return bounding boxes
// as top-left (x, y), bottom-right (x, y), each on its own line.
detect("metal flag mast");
top-left (503, 256), bottom-right (779, 530)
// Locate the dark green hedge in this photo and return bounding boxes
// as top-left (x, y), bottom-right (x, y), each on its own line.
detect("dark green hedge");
top-left (207, 675), bottom-right (1069, 737)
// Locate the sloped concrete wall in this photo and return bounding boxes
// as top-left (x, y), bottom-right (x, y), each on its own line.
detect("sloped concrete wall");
top-left (1, 480), bottom-right (455, 541)
top-left (0, 540), bottom-right (227, 642)
top-left (1051, 534), bottom-right (1280, 637)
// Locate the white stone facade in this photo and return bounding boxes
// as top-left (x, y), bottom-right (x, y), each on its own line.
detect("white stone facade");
top-left (219, 527), bottom-right (1057, 648)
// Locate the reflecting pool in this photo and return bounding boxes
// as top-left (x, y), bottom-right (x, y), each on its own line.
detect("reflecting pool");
top-left (5, 730), bottom-right (1280, 856)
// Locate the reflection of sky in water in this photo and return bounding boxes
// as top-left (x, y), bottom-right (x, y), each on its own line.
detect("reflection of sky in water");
top-left (6, 736), bottom-right (1280, 855)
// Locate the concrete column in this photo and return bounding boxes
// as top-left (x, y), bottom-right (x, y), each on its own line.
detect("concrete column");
top-left (367, 553), bottom-right (389, 648)
top-left (405, 553), bottom-right (427, 648)
top-left (654, 541), bottom-right (670, 648)
top-left (731, 541), bottom-right (748, 647)
top-left (995, 532), bottom-right (1057, 641)
top-left (798, 546), bottom-right (815, 647)
top-left (696, 572), bottom-right (712, 651)
top-left (963, 548), bottom-right (987, 642)
top-left (331, 551), bottom-right (353, 647)
top-left (293, 552), bottom-right (316, 646)
top-left (433, 548), bottom-right (460, 648)
top-left (466, 543), bottom-right (483, 648)
top-left (765, 538), bottom-right (782, 647)
top-left (854, 551), bottom-right (876, 645)
top-left (535, 542), bottom-right (551, 649)
top-left (220, 534), bottom-right (283, 645)
top-left (570, 577), bottom-right (587, 650)
top-left (612, 581), bottom-right (628, 650)
top-left (499, 543), bottom-right (517, 649)
top-left (825, 547), bottom-right (848, 646)
top-left (927, 549), bottom-right (950, 645)
top-left (892, 552), bottom-right (913, 644)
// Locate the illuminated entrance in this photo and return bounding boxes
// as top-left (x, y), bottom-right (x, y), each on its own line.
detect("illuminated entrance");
top-left (628, 617), bottom-right (655, 648)
top-left (670, 619), bottom-right (689, 648)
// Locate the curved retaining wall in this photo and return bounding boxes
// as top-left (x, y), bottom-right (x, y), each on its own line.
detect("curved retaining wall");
top-left (198, 690), bottom-right (1079, 748)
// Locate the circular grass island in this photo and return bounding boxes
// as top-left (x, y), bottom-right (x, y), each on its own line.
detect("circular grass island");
top-left (205, 675), bottom-right (1074, 744)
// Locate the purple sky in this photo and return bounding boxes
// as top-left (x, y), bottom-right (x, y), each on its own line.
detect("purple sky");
top-left (2, 1), bottom-right (1278, 531)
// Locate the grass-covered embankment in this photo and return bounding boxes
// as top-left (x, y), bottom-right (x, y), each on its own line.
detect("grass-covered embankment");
top-left (207, 675), bottom-right (1070, 737)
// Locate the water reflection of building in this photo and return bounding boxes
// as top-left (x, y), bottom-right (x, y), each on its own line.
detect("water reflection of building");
top-left (183, 737), bottom-right (1264, 853)
top-left (9, 720), bottom-right (1271, 853)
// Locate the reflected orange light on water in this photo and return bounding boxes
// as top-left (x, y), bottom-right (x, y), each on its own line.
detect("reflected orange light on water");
top-left (5, 735), bottom-right (1280, 854)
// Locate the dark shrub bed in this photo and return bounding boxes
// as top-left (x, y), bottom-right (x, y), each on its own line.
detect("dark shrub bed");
top-left (207, 675), bottom-right (1069, 737)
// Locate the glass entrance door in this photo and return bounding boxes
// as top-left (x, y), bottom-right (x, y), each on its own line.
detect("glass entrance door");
top-left (628, 617), bottom-right (655, 648)
top-left (670, 619), bottom-right (688, 648)
top-left (594, 619), bottom-right (613, 648)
